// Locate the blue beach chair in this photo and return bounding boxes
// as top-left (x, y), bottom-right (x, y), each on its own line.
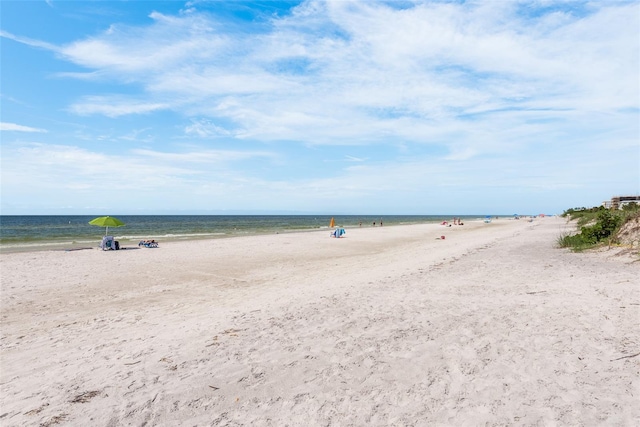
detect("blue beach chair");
top-left (138, 240), bottom-right (159, 248)
top-left (331, 227), bottom-right (346, 238)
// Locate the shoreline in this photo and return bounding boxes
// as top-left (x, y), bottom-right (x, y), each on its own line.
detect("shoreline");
top-left (0, 215), bottom-right (506, 254)
top-left (1, 217), bottom-right (637, 425)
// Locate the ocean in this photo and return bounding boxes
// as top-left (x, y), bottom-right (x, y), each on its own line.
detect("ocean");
top-left (0, 215), bottom-right (479, 253)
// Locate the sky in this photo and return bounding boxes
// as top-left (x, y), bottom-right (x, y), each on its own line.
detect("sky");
top-left (1, 0), bottom-right (638, 215)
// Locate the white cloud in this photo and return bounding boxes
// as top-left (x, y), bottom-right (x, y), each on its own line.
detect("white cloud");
top-left (185, 119), bottom-right (232, 137)
top-left (344, 155), bottom-right (365, 162)
top-left (118, 128), bottom-right (154, 143)
top-left (59, 12), bottom-right (226, 73)
top-left (0, 142), bottom-right (277, 211)
top-left (68, 97), bottom-right (169, 117)
top-left (130, 148), bottom-right (274, 163)
top-left (2, 1), bottom-right (638, 214)
top-left (6, 1), bottom-right (636, 145)
top-left (0, 122), bottom-right (47, 133)
top-left (0, 30), bottom-right (57, 51)
top-left (4, 132), bottom-right (635, 214)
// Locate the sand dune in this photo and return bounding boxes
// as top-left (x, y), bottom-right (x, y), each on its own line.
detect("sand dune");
top-left (1, 217), bottom-right (638, 426)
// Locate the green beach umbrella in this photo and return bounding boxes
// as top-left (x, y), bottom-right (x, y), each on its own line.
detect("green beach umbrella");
top-left (89, 216), bottom-right (125, 236)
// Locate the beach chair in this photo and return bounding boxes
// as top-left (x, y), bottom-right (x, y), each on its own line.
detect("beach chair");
top-left (331, 227), bottom-right (346, 238)
top-left (101, 236), bottom-right (116, 250)
top-left (138, 240), bottom-right (159, 248)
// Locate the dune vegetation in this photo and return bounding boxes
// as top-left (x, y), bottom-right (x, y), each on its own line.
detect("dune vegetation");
top-left (558, 203), bottom-right (640, 253)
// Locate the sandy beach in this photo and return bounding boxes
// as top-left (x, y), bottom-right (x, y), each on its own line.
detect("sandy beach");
top-left (1, 217), bottom-right (638, 426)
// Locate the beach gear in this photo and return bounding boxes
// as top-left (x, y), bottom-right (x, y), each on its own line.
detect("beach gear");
top-left (139, 240), bottom-right (159, 248)
top-left (100, 236), bottom-right (119, 250)
top-left (329, 217), bottom-right (335, 228)
top-left (331, 227), bottom-right (346, 238)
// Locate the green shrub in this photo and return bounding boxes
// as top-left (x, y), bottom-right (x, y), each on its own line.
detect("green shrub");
top-left (560, 207), bottom-right (624, 250)
top-left (579, 210), bottom-right (621, 244)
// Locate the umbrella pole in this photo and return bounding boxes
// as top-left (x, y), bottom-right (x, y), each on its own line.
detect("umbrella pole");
top-left (106, 226), bottom-right (108, 236)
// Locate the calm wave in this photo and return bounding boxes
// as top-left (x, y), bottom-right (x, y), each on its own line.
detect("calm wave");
top-left (0, 215), bottom-right (478, 253)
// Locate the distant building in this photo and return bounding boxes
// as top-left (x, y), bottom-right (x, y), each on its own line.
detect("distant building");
top-left (602, 195), bottom-right (640, 209)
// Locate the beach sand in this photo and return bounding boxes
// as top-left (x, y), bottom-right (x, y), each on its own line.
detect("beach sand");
top-left (1, 217), bottom-right (638, 426)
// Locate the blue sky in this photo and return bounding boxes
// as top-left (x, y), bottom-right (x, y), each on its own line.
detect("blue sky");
top-left (1, 0), bottom-right (638, 215)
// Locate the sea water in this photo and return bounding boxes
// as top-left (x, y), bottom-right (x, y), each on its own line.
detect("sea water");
top-left (0, 215), bottom-right (479, 253)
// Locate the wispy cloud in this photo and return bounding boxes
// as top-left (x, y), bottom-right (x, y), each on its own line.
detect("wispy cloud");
top-left (130, 147), bottom-right (275, 163)
top-left (5, 2), bottom-right (636, 142)
top-left (0, 123), bottom-right (48, 133)
top-left (185, 119), bottom-right (232, 137)
top-left (344, 155), bottom-right (366, 162)
top-left (0, 30), bottom-right (57, 51)
top-left (1, 1), bottom-right (637, 214)
top-left (1, 142), bottom-right (274, 199)
top-left (59, 11), bottom-right (228, 74)
top-left (44, 1), bottom-right (635, 149)
top-left (68, 96), bottom-right (169, 117)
